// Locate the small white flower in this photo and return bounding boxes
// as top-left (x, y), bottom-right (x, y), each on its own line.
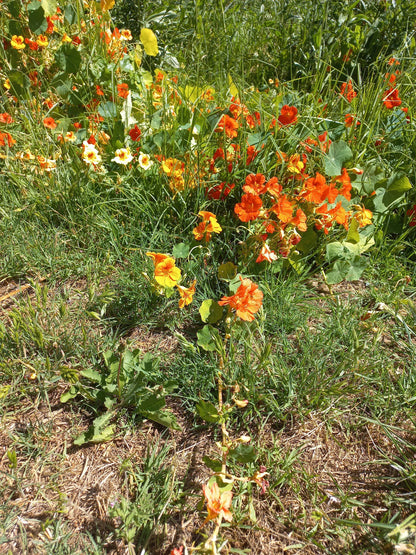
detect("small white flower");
top-left (138, 152), bottom-right (153, 170)
top-left (112, 147), bottom-right (133, 165)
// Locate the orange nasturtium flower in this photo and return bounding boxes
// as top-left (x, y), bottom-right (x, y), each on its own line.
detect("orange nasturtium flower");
top-left (11, 35), bottom-right (25, 50)
top-left (176, 279), bottom-right (196, 308)
top-left (117, 83), bottom-right (129, 99)
top-left (218, 276), bottom-right (263, 322)
top-left (202, 482), bottom-right (233, 524)
top-left (0, 113), bottom-right (14, 124)
top-left (43, 117), bottom-right (57, 129)
top-left (146, 252), bottom-right (181, 288)
top-left (0, 132), bottom-right (16, 147)
top-left (243, 173), bottom-right (267, 195)
top-left (234, 193), bottom-right (262, 222)
top-left (340, 80), bottom-right (357, 102)
top-left (193, 211), bottom-right (222, 241)
top-left (216, 114), bottom-right (239, 138)
top-left (256, 244), bottom-right (278, 263)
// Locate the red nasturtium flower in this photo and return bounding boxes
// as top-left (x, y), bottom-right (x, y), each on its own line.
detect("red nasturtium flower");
top-left (129, 124), bottom-right (141, 141)
top-left (43, 117), bottom-right (57, 129)
top-left (216, 114), bottom-right (239, 138)
top-left (300, 172), bottom-right (330, 204)
top-left (234, 193), bottom-right (262, 222)
top-left (333, 168), bottom-right (352, 200)
top-left (278, 105), bottom-right (298, 126)
top-left (25, 38), bottom-right (39, 51)
top-left (218, 276), bottom-right (263, 322)
top-left (406, 205), bottom-right (416, 227)
top-left (206, 182), bottom-right (234, 200)
top-left (382, 87), bottom-right (402, 109)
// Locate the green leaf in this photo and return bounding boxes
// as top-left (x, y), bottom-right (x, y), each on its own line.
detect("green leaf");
top-left (8, 70), bottom-right (30, 97)
top-left (346, 218), bottom-right (360, 244)
top-left (324, 141), bottom-right (353, 176)
top-left (248, 500), bottom-right (257, 523)
top-left (229, 444), bottom-right (256, 463)
top-left (297, 228), bottom-right (317, 254)
top-left (7, 449), bottom-right (18, 469)
top-left (55, 44), bottom-right (81, 74)
top-left (325, 260), bottom-right (350, 284)
top-left (139, 393), bottom-right (166, 412)
top-left (8, 0), bottom-right (21, 17)
top-left (387, 174), bottom-right (412, 193)
top-left (73, 411), bottom-right (116, 445)
top-left (197, 324), bottom-right (221, 351)
top-left (141, 409), bottom-right (181, 430)
top-left (229, 274), bottom-right (243, 293)
top-left (41, 0), bottom-right (57, 16)
top-left (199, 299), bottom-right (223, 324)
top-left (203, 456), bottom-right (223, 472)
top-left (196, 399), bottom-right (220, 423)
top-left (27, 1), bottom-right (47, 34)
top-left (98, 101), bottom-right (117, 119)
top-left (345, 256), bottom-right (367, 281)
top-left (52, 75), bottom-right (72, 99)
top-left (73, 424), bottom-right (115, 445)
top-left (326, 242), bottom-right (345, 262)
top-left (218, 262), bottom-right (237, 280)
top-left (80, 368), bottom-right (102, 382)
top-left (64, 4), bottom-right (76, 24)
top-left (172, 242), bottom-right (190, 258)
top-left (326, 255), bottom-right (367, 284)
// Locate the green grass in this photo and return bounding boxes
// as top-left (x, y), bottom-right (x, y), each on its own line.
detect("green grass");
top-left (1, 0), bottom-right (416, 552)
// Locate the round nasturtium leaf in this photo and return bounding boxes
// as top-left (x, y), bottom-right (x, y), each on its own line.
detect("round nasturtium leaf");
top-left (140, 28), bottom-right (159, 56)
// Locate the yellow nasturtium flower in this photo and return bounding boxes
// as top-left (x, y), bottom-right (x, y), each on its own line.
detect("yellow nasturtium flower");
top-left (192, 211), bottom-right (222, 242)
top-left (100, 0), bottom-right (115, 12)
top-left (11, 35), bottom-right (25, 50)
top-left (352, 205), bottom-right (373, 228)
top-left (146, 252), bottom-right (181, 288)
